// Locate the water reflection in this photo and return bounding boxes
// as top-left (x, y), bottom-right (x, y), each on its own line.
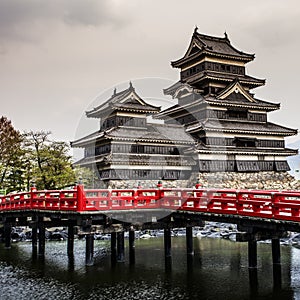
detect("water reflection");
top-left (0, 238), bottom-right (298, 299)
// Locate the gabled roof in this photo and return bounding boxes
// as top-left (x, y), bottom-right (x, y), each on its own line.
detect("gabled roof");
top-left (217, 79), bottom-right (256, 102)
top-left (172, 28), bottom-right (255, 68)
top-left (86, 82), bottom-right (160, 118)
top-left (203, 79), bottom-right (280, 111)
top-left (213, 79), bottom-right (280, 110)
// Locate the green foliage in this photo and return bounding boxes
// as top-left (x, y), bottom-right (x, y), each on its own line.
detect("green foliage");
top-left (0, 117), bottom-right (24, 192)
top-left (23, 131), bottom-right (76, 190)
top-left (73, 166), bottom-right (99, 188)
top-left (0, 117), bottom-right (77, 192)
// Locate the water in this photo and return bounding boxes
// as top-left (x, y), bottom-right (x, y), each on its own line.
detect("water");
top-left (0, 237), bottom-right (299, 300)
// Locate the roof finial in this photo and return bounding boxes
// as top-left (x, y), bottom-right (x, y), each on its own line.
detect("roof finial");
top-left (194, 25), bottom-right (198, 34)
top-left (113, 87), bottom-right (117, 95)
top-left (129, 81), bottom-right (134, 90)
top-left (224, 31), bottom-right (229, 40)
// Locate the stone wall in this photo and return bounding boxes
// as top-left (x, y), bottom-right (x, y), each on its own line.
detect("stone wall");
top-left (196, 171), bottom-right (300, 190)
top-left (102, 171), bottom-right (300, 190)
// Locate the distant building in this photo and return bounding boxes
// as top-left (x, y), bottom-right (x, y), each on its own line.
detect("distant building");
top-left (72, 29), bottom-right (297, 187)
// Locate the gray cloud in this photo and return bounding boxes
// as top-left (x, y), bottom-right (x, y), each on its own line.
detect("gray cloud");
top-left (0, 0), bottom-right (128, 45)
top-left (238, 1), bottom-right (300, 49)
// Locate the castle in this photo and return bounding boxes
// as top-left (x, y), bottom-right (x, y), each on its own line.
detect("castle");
top-left (71, 29), bottom-right (298, 189)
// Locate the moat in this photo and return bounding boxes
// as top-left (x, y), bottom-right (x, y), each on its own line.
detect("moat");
top-left (1, 237), bottom-right (300, 300)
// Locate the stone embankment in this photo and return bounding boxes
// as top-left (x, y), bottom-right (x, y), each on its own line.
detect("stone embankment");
top-left (106, 171), bottom-right (300, 190)
top-left (197, 171), bottom-right (300, 190)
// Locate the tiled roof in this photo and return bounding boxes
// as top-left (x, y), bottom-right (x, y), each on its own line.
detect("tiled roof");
top-left (194, 32), bottom-right (254, 59)
top-left (194, 144), bottom-right (298, 156)
top-left (71, 123), bottom-right (195, 147)
top-left (205, 96), bottom-right (279, 111)
top-left (106, 123), bottom-right (195, 143)
top-left (187, 120), bottom-right (297, 136)
top-left (172, 30), bottom-right (254, 67)
top-left (86, 83), bottom-right (160, 118)
top-left (185, 71), bottom-right (265, 87)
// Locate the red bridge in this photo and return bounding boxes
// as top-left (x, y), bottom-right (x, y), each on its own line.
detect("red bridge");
top-left (1, 185), bottom-right (300, 269)
top-left (1, 185), bottom-right (300, 222)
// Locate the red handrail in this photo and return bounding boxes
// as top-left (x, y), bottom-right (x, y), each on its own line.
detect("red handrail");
top-left (1, 186), bottom-right (300, 222)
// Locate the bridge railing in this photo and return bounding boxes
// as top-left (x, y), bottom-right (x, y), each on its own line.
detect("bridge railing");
top-left (273, 192), bottom-right (300, 222)
top-left (1, 185), bottom-right (300, 223)
top-left (0, 189), bottom-right (79, 211)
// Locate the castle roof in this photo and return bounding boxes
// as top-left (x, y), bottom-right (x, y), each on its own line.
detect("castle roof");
top-left (186, 120), bottom-right (297, 136)
top-left (185, 70), bottom-right (265, 88)
top-left (71, 123), bottom-right (195, 148)
top-left (86, 82), bottom-right (160, 118)
top-left (172, 29), bottom-right (255, 68)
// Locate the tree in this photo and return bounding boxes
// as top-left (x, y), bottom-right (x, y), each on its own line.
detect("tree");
top-left (0, 117), bottom-right (23, 192)
top-left (24, 131), bottom-right (76, 190)
top-left (74, 165), bottom-right (99, 188)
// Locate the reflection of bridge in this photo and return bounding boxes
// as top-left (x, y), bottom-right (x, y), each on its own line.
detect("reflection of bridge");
top-left (1, 184), bottom-right (300, 270)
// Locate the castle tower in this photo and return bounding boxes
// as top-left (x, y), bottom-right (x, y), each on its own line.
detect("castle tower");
top-left (155, 29), bottom-right (297, 173)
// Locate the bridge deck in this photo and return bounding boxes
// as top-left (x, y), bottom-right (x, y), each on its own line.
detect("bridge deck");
top-left (0, 185), bottom-right (300, 230)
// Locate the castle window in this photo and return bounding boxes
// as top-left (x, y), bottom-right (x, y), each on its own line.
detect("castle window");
top-left (228, 109), bottom-right (247, 119)
top-left (233, 137), bottom-right (256, 148)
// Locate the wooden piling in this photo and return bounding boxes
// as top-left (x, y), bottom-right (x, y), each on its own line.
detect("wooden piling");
top-left (117, 231), bottom-right (125, 262)
top-left (4, 222), bottom-right (11, 249)
top-left (186, 226), bottom-right (194, 255)
top-left (248, 239), bottom-right (257, 268)
top-left (38, 219), bottom-right (45, 257)
top-left (85, 233), bottom-right (94, 266)
top-left (164, 228), bottom-right (172, 258)
top-left (67, 223), bottom-right (74, 257)
top-left (111, 231), bottom-right (117, 264)
top-left (129, 229), bottom-right (135, 264)
top-left (272, 238), bottom-right (281, 264)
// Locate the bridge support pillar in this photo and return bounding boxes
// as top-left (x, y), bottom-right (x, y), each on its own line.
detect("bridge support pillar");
top-left (272, 238), bottom-right (281, 264)
top-left (111, 232), bottom-right (117, 264)
top-left (164, 228), bottom-right (172, 258)
top-left (31, 219), bottom-right (38, 258)
top-left (248, 239), bottom-right (257, 268)
top-left (117, 231), bottom-right (125, 262)
top-left (4, 222), bottom-right (12, 249)
top-left (186, 226), bottom-right (194, 255)
top-left (85, 233), bottom-right (94, 266)
top-left (129, 229), bottom-right (135, 264)
top-left (38, 219), bottom-right (45, 257)
top-left (67, 223), bottom-right (74, 257)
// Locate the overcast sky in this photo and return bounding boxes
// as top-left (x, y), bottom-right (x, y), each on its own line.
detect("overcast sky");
top-left (1, 0), bottom-right (300, 154)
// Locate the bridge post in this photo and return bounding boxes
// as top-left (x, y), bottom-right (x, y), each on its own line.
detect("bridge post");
top-left (117, 231), bottom-right (125, 262)
top-left (4, 221), bottom-right (12, 249)
top-left (272, 238), bottom-right (281, 264)
top-left (76, 184), bottom-right (86, 212)
top-left (67, 222), bottom-right (75, 257)
top-left (129, 228), bottom-right (135, 264)
top-left (164, 228), bottom-right (172, 258)
top-left (111, 231), bottom-right (117, 264)
top-left (85, 233), bottom-right (94, 266)
top-left (186, 226), bottom-right (194, 255)
top-left (248, 239), bottom-right (257, 268)
top-left (38, 218), bottom-right (45, 258)
top-left (31, 217), bottom-right (38, 258)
